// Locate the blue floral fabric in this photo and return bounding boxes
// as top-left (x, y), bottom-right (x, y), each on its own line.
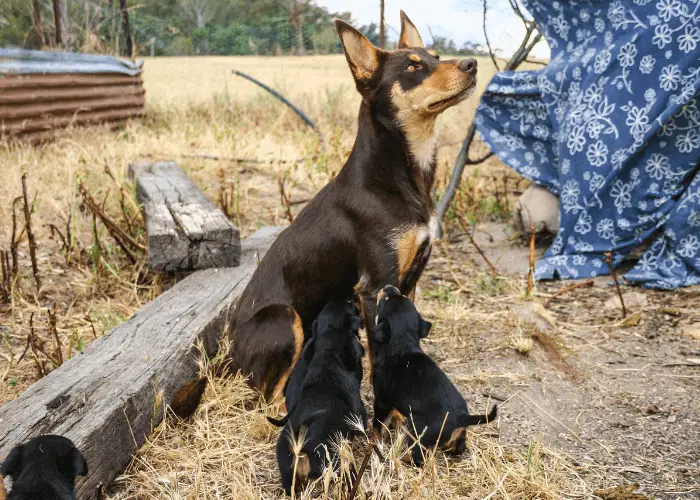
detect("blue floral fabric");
top-left (474, 0), bottom-right (700, 289)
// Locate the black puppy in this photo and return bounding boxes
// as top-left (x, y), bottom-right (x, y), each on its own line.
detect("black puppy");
top-left (268, 300), bottom-right (367, 495)
top-left (371, 285), bottom-right (497, 466)
top-left (1, 435), bottom-right (88, 500)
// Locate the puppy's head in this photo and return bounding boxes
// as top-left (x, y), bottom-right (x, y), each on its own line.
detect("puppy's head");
top-left (374, 285), bottom-right (432, 345)
top-left (1, 435), bottom-right (88, 486)
top-left (311, 300), bottom-right (364, 368)
top-left (334, 12), bottom-right (477, 165)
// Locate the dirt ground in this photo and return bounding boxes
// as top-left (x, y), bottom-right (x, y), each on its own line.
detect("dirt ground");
top-left (414, 225), bottom-right (700, 498)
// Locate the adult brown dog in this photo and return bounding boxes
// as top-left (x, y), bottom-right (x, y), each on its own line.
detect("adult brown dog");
top-left (228, 11), bottom-right (478, 400)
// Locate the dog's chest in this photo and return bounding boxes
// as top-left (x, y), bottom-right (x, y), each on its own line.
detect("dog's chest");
top-left (389, 214), bottom-right (437, 280)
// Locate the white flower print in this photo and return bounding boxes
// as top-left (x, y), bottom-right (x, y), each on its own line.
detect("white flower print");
top-left (637, 252), bottom-right (658, 271)
top-left (677, 235), bottom-right (700, 258)
top-left (645, 153), bottom-right (670, 180)
top-left (573, 255), bottom-right (588, 266)
top-left (689, 210), bottom-right (700, 228)
top-left (597, 219), bottom-right (616, 239)
top-left (653, 24), bottom-right (673, 48)
top-left (644, 88), bottom-right (656, 103)
top-left (675, 129), bottom-right (700, 153)
top-left (610, 179), bottom-right (633, 214)
top-left (552, 14), bottom-right (571, 39)
top-left (533, 125), bottom-right (549, 140)
top-left (594, 17), bottom-right (605, 32)
top-left (575, 211), bottom-right (593, 234)
top-left (590, 173), bottom-right (606, 192)
top-left (626, 106), bottom-right (650, 137)
top-left (659, 64), bottom-right (681, 90)
top-left (567, 125), bottom-right (587, 154)
top-left (678, 25), bottom-right (700, 53)
top-left (608, 2), bottom-right (625, 24)
top-left (561, 158), bottom-right (571, 175)
top-left (594, 50), bottom-right (612, 73)
top-left (639, 55), bottom-right (655, 74)
top-left (586, 120), bottom-right (605, 139)
top-left (586, 140), bottom-right (609, 166)
top-left (561, 180), bottom-right (580, 207)
top-left (617, 42), bottom-right (637, 68)
top-left (656, 0), bottom-right (681, 22)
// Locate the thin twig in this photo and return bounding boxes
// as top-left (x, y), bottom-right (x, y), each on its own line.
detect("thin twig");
top-left (543, 280), bottom-right (595, 308)
top-left (347, 433), bottom-right (380, 500)
top-left (47, 305), bottom-right (63, 367)
top-left (604, 252), bottom-right (627, 318)
top-left (482, 0), bottom-right (500, 71)
top-left (457, 214), bottom-right (498, 278)
top-left (278, 176), bottom-right (294, 224)
top-left (526, 215), bottom-right (536, 296)
top-left (21, 174), bottom-right (41, 293)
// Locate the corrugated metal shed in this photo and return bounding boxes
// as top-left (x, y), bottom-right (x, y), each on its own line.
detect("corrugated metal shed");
top-left (0, 48), bottom-right (145, 141)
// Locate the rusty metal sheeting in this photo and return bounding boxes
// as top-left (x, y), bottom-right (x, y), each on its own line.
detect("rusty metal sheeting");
top-left (1, 49), bottom-right (145, 142)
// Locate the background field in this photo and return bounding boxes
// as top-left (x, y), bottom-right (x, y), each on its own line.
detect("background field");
top-left (1, 55), bottom-right (699, 499)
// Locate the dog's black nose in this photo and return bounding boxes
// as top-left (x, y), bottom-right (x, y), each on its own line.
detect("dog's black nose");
top-left (459, 58), bottom-right (477, 73)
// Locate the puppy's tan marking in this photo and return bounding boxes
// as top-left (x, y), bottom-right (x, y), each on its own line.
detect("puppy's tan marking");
top-left (427, 49), bottom-right (439, 58)
top-left (441, 427), bottom-right (467, 454)
top-left (381, 409), bottom-right (407, 439)
top-left (408, 53), bottom-right (421, 62)
top-left (271, 311), bottom-right (304, 402)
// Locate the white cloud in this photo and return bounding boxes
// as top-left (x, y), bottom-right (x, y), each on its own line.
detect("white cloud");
top-left (316, 0), bottom-right (550, 59)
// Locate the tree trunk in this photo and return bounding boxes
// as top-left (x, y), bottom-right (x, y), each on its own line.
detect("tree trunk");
top-left (52, 0), bottom-right (63, 46)
top-left (119, 0), bottom-right (133, 58)
top-left (293, 16), bottom-right (305, 56)
top-left (379, 0), bottom-right (385, 49)
top-left (32, 0), bottom-right (44, 47)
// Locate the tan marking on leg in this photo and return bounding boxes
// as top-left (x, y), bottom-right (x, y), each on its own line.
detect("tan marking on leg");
top-left (406, 287), bottom-right (416, 302)
top-left (396, 227), bottom-right (420, 281)
top-left (271, 311), bottom-right (305, 402)
top-left (441, 427), bottom-right (467, 454)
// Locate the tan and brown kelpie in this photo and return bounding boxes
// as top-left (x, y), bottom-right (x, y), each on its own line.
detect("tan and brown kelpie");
top-left (228, 11), bottom-right (478, 400)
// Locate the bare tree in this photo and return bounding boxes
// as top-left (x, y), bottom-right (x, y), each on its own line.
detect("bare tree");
top-left (280, 0), bottom-right (309, 56)
top-left (52, 0), bottom-right (66, 46)
top-left (434, 0), bottom-right (543, 236)
top-left (32, 0), bottom-right (45, 46)
top-left (119, 0), bottom-right (133, 57)
top-left (379, 0), bottom-right (385, 49)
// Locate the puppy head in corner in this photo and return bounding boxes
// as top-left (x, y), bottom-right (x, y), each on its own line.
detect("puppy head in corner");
top-left (374, 285), bottom-right (432, 344)
top-left (310, 300), bottom-right (365, 367)
top-left (1, 435), bottom-right (88, 495)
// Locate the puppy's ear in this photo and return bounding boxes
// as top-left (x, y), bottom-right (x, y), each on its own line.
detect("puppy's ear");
top-left (71, 448), bottom-right (88, 477)
top-left (312, 317), bottom-right (320, 338)
top-left (0, 445), bottom-right (23, 478)
top-left (418, 319), bottom-right (432, 339)
top-left (372, 321), bottom-right (389, 344)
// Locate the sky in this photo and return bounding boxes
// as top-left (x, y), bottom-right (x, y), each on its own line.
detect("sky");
top-left (316, 0), bottom-right (551, 59)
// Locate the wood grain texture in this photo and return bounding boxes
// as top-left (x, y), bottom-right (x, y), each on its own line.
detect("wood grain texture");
top-left (0, 227), bottom-right (282, 499)
top-left (129, 161), bottom-right (241, 271)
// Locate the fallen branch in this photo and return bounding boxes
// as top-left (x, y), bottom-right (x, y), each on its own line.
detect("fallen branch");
top-left (604, 252), bottom-right (627, 318)
top-left (456, 214), bottom-right (498, 279)
top-left (526, 215), bottom-right (536, 296)
top-left (543, 280), bottom-right (594, 308)
top-left (21, 175), bottom-right (41, 293)
top-left (347, 433), bottom-right (382, 500)
top-left (232, 69), bottom-right (323, 144)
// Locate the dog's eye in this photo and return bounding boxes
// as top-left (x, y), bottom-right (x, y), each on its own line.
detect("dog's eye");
top-left (405, 64), bottom-right (421, 72)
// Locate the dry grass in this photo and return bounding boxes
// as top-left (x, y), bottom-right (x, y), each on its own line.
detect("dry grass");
top-left (110, 346), bottom-right (588, 500)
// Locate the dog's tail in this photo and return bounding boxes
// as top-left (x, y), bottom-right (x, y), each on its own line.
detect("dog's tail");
top-left (267, 414), bottom-right (289, 427)
top-left (460, 404), bottom-right (498, 426)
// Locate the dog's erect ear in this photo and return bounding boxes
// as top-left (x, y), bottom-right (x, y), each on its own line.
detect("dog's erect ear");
top-left (71, 448), bottom-right (88, 477)
top-left (418, 319), bottom-right (432, 339)
top-left (398, 11), bottom-right (424, 49)
top-left (0, 445), bottom-right (23, 478)
top-left (334, 19), bottom-right (382, 85)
